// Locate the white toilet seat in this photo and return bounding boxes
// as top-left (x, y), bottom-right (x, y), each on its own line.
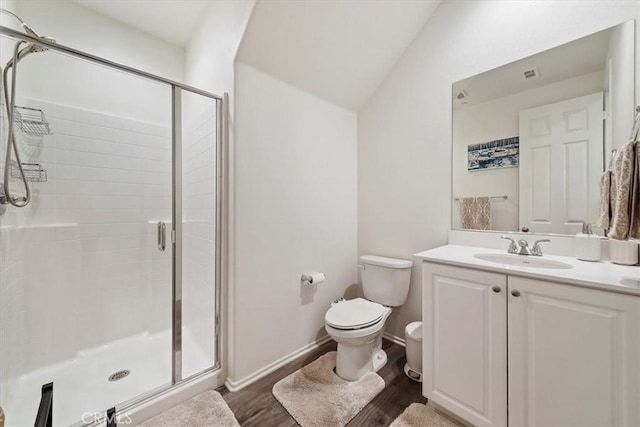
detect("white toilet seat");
top-left (325, 298), bottom-right (387, 330)
top-left (325, 316), bottom-right (386, 340)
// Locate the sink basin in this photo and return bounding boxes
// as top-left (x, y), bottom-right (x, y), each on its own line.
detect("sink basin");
top-left (473, 253), bottom-right (573, 270)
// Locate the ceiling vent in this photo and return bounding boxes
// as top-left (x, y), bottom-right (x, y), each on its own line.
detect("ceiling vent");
top-left (522, 67), bottom-right (540, 80)
top-left (455, 89), bottom-right (469, 104)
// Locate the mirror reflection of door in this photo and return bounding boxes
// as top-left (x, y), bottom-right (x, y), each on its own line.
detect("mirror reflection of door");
top-left (451, 20), bottom-right (634, 236)
top-left (519, 92), bottom-right (604, 234)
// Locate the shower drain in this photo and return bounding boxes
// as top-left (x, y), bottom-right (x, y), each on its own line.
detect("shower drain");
top-left (108, 370), bottom-right (131, 382)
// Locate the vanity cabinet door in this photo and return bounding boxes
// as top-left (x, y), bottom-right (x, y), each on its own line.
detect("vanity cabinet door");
top-left (423, 263), bottom-right (507, 427)
top-left (508, 277), bottom-right (640, 427)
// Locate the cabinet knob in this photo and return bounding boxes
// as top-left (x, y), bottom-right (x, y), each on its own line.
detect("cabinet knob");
top-left (511, 290), bottom-right (521, 297)
top-left (492, 286), bottom-right (501, 293)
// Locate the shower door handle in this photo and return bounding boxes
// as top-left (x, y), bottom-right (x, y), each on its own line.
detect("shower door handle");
top-left (157, 221), bottom-right (166, 252)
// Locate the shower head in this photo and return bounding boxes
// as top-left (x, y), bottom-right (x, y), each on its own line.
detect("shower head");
top-left (21, 22), bottom-right (56, 47)
top-left (4, 35), bottom-right (56, 69)
top-left (21, 22), bottom-right (56, 52)
top-left (0, 8), bottom-right (56, 53)
top-left (26, 36), bottom-right (56, 52)
top-left (1, 7), bottom-right (56, 210)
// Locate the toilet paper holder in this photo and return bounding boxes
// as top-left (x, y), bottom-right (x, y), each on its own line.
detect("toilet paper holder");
top-left (301, 272), bottom-right (326, 286)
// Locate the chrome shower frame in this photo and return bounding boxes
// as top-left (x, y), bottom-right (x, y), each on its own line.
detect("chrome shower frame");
top-left (0, 24), bottom-right (228, 426)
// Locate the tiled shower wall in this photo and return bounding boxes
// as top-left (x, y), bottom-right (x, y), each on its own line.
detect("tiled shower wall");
top-left (0, 99), bottom-right (173, 386)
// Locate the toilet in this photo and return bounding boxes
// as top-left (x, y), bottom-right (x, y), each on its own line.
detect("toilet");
top-left (325, 255), bottom-right (412, 381)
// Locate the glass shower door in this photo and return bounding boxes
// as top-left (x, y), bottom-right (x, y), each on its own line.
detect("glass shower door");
top-left (180, 90), bottom-right (219, 379)
top-left (0, 34), bottom-right (174, 426)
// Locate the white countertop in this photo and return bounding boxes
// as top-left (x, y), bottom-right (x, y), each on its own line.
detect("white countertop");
top-left (414, 245), bottom-right (640, 296)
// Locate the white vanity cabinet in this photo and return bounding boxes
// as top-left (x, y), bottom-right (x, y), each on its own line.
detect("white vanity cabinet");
top-left (422, 262), bottom-right (508, 427)
top-left (422, 262), bottom-right (640, 427)
top-left (508, 276), bottom-right (640, 427)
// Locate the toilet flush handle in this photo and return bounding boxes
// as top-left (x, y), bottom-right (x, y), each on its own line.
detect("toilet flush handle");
top-left (357, 264), bottom-right (365, 270)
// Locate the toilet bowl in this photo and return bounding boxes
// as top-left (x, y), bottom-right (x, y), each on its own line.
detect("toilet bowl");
top-left (325, 255), bottom-right (412, 381)
top-left (325, 298), bottom-right (392, 381)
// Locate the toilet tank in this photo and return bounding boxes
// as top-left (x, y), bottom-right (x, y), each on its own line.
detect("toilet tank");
top-left (360, 255), bottom-right (413, 307)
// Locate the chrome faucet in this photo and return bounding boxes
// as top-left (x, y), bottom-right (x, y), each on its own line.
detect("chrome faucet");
top-left (517, 239), bottom-right (532, 255)
top-left (502, 236), bottom-right (550, 256)
top-left (531, 239), bottom-right (550, 256)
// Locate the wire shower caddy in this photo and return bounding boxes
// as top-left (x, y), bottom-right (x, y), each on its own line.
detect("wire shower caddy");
top-left (9, 160), bottom-right (47, 182)
top-left (13, 105), bottom-right (53, 135)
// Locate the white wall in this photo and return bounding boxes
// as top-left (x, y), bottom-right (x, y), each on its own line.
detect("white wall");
top-left (0, 0), bottom-right (19, 58)
top-left (358, 0), bottom-right (640, 340)
top-left (452, 71), bottom-right (605, 231)
top-left (231, 63), bottom-right (358, 384)
top-left (185, 1), bottom-right (255, 99)
top-left (606, 20), bottom-right (636, 153)
top-left (14, 0), bottom-right (184, 122)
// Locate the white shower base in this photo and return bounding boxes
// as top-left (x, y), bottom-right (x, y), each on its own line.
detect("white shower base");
top-left (2, 329), bottom-right (212, 427)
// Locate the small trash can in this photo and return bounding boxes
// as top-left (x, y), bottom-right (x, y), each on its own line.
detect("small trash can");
top-left (404, 321), bottom-right (422, 382)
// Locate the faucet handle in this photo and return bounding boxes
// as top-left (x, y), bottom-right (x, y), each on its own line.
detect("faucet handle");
top-left (501, 236), bottom-right (518, 254)
top-left (531, 239), bottom-right (550, 256)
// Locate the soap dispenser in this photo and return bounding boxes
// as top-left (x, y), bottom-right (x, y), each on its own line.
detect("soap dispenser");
top-left (575, 222), bottom-right (601, 262)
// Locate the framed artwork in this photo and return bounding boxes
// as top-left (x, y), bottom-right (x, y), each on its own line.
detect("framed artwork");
top-left (467, 137), bottom-right (519, 171)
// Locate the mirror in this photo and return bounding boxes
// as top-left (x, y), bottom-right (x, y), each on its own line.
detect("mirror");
top-left (451, 20), bottom-right (635, 236)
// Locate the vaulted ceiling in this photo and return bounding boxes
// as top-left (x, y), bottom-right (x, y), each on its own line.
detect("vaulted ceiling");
top-left (237, 0), bottom-right (441, 111)
top-left (72, 0), bottom-right (442, 111)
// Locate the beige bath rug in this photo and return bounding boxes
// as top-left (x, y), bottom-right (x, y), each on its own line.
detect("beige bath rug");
top-left (390, 403), bottom-right (462, 427)
top-left (272, 351), bottom-right (385, 427)
top-left (138, 390), bottom-right (239, 427)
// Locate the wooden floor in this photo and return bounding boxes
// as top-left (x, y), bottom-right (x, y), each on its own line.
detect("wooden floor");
top-left (218, 339), bottom-right (426, 426)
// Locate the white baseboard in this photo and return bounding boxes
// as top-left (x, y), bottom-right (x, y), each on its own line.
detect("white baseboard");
top-left (383, 332), bottom-right (406, 347)
top-left (225, 332), bottom-right (406, 392)
top-left (225, 335), bottom-right (332, 392)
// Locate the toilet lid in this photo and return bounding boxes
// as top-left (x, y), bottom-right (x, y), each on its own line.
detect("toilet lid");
top-left (325, 298), bottom-right (386, 330)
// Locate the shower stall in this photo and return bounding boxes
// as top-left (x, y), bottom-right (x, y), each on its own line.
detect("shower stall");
top-left (0, 20), bottom-right (225, 427)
